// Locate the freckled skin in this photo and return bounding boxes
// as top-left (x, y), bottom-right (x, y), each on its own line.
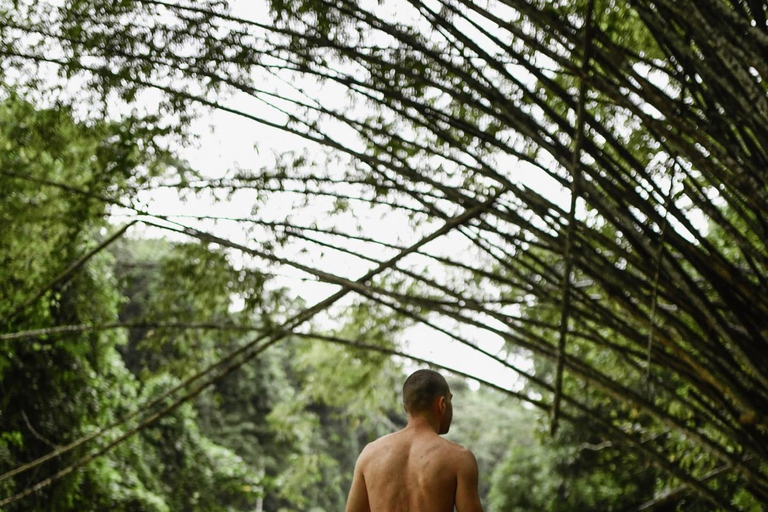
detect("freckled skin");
top-left (345, 393), bottom-right (484, 512)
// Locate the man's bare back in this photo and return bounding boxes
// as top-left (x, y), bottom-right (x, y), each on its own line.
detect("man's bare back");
top-left (346, 427), bottom-right (482, 512)
top-left (345, 370), bottom-right (484, 512)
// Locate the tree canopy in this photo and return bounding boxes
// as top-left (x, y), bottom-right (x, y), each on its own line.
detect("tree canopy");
top-left (1, 0), bottom-right (767, 510)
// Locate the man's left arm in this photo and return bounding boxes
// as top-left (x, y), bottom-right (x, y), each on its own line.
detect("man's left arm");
top-left (455, 449), bottom-right (484, 512)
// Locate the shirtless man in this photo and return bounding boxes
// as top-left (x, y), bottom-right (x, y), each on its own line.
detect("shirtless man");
top-left (345, 369), bottom-right (484, 512)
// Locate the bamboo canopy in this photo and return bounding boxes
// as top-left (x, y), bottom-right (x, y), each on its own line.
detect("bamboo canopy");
top-left (1, 0), bottom-right (767, 508)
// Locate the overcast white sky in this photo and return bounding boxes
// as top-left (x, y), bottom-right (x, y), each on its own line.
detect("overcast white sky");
top-left (120, 86), bottom-right (553, 392)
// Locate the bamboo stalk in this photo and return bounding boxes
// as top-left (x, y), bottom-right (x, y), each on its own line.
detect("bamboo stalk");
top-left (552, 0), bottom-right (596, 437)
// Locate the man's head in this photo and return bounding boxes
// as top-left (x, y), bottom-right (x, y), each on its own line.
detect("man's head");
top-left (402, 369), bottom-right (453, 434)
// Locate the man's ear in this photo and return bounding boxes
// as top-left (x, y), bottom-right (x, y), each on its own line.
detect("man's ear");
top-left (436, 395), bottom-right (446, 413)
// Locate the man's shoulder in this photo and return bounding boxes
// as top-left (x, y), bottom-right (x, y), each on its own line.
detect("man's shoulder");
top-left (359, 431), bottom-right (476, 462)
top-left (366, 431), bottom-right (400, 449)
top-left (440, 439), bottom-right (478, 466)
top-left (358, 432), bottom-right (400, 460)
top-left (437, 436), bottom-right (469, 453)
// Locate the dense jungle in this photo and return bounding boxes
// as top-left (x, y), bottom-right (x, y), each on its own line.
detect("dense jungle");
top-left (1, 0), bottom-right (767, 510)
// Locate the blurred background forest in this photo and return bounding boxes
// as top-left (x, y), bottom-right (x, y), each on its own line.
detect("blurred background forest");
top-left (2, 0), bottom-right (768, 510)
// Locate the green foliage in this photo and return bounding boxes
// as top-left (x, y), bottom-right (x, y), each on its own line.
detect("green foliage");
top-left (113, 237), bottom-right (268, 377)
top-left (489, 416), bottom-right (657, 512)
top-left (3, 0), bottom-right (768, 508)
top-left (110, 236), bottom-right (413, 511)
top-left (0, 95), bottom-right (253, 511)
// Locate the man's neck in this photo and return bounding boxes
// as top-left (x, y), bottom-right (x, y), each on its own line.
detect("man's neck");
top-left (405, 414), bottom-right (441, 435)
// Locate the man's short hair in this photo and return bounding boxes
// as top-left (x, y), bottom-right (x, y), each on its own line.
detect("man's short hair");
top-left (403, 369), bottom-right (449, 413)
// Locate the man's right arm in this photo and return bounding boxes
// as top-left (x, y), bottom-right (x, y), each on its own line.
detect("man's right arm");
top-left (455, 449), bottom-right (484, 512)
top-left (345, 449), bottom-right (371, 512)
